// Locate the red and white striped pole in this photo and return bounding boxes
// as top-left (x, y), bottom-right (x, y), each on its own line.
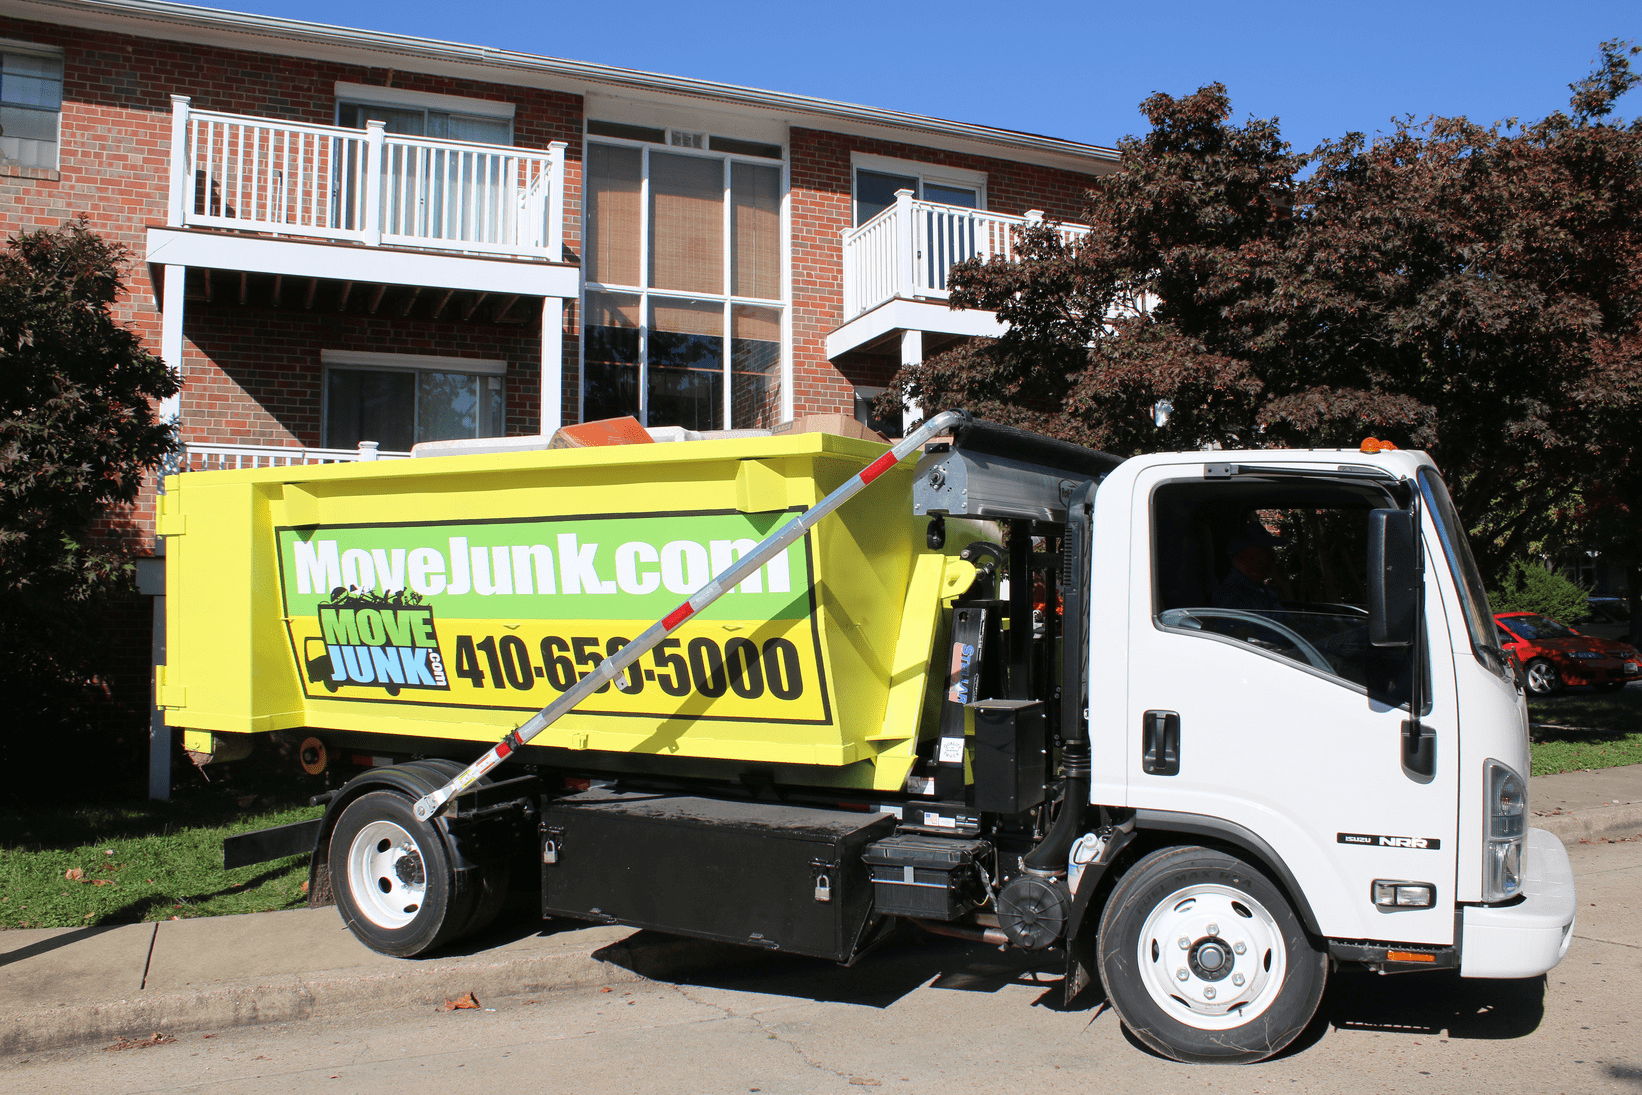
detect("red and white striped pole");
top-left (413, 409), bottom-right (969, 821)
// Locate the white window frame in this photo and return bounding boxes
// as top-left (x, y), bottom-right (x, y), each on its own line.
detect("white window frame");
top-left (320, 350), bottom-right (507, 449)
top-left (850, 152), bottom-right (987, 224)
top-left (332, 81), bottom-right (514, 144)
top-left (580, 126), bottom-right (790, 429)
top-left (0, 37), bottom-right (64, 172)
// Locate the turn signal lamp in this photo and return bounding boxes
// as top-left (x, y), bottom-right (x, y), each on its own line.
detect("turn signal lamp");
top-left (1373, 880), bottom-right (1436, 908)
top-left (1483, 759), bottom-right (1527, 902)
top-left (1360, 437), bottom-right (1400, 453)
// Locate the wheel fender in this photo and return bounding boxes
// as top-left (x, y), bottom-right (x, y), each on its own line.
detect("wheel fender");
top-left (1125, 810), bottom-right (1323, 937)
top-left (307, 759), bottom-right (481, 908)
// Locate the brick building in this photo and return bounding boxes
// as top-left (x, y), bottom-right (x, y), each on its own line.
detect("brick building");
top-left (0, 0), bottom-right (1116, 790)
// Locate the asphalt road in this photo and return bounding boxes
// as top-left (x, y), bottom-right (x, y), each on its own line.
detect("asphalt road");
top-left (6, 839), bottom-right (1639, 1095)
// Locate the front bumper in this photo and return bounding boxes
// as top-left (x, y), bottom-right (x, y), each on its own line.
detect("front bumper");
top-left (1460, 827), bottom-right (1576, 978)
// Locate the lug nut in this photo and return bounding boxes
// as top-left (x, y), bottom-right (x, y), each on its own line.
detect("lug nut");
top-left (1207, 923), bottom-right (1219, 935)
top-left (1203, 987), bottom-right (1216, 999)
top-left (1233, 942), bottom-right (1246, 954)
top-left (1179, 936), bottom-right (1190, 949)
top-left (1176, 968), bottom-right (1189, 982)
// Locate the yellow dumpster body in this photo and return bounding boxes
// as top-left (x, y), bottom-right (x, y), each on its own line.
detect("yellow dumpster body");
top-left (159, 433), bottom-right (973, 793)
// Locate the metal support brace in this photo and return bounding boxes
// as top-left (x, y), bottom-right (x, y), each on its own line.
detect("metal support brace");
top-left (934, 605), bottom-right (987, 800)
top-left (413, 409), bottom-right (973, 821)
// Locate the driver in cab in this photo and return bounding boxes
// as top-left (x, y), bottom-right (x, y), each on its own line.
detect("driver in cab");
top-left (1212, 523), bottom-right (1288, 612)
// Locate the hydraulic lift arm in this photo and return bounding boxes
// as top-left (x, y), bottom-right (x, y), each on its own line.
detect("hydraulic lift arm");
top-left (412, 409), bottom-right (971, 821)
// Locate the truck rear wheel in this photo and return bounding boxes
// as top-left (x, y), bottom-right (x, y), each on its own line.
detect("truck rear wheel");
top-left (330, 790), bottom-right (477, 957)
top-left (1096, 845), bottom-right (1326, 1064)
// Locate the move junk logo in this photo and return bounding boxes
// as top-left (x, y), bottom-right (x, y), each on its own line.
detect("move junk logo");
top-left (305, 587), bottom-right (450, 695)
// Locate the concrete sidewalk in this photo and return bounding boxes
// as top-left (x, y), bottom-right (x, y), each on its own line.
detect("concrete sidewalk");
top-left (4, 763), bottom-right (1640, 1058)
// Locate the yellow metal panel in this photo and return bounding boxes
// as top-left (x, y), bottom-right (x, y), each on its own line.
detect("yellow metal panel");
top-left (165, 433), bottom-right (964, 788)
top-left (155, 664), bottom-right (185, 708)
top-left (734, 458), bottom-right (789, 513)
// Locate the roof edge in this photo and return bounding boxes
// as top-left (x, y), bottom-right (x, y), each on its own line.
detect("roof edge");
top-left (3, 0), bottom-right (1120, 166)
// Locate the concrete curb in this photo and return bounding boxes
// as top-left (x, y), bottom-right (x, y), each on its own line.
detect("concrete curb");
top-left (2, 945), bottom-right (643, 1058)
top-left (1535, 803), bottom-right (1642, 846)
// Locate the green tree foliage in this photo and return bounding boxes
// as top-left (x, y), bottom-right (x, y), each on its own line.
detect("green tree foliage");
top-left (0, 221), bottom-right (179, 773)
top-left (1489, 560), bottom-right (1591, 623)
top-left (887, 42), bottom-right (1642, 582)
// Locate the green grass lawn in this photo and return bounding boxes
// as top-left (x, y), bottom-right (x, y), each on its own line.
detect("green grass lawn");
top-left (1529, 684), bottom-right (1642, 776)
top-left (0, 763), bottom-right (328, 931)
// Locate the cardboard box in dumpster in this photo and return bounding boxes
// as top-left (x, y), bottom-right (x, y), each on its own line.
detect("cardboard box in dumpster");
top-left (771, 414), bottom-right (888, 444)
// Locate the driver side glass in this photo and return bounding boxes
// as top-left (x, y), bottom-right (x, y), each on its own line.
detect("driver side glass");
top-left (1152, 480), bottom-right (1419, 708)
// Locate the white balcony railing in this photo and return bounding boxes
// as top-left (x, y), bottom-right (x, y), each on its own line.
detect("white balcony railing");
top-left (166, 96), bottom-right (566, 261)
top-left (175, 441), bottom-right (410, 473)
top-left (841, 189), bottom-right (1089, 320)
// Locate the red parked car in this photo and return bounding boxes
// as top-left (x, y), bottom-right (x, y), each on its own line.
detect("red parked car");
top-left (1494, 612), bottom-right (1642, 696)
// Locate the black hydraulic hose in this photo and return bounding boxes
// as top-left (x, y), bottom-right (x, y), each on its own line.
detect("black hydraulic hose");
top-left (1022, 738), bottom-right (1090, 874)
top-left (1021, 479), bottom-right (1098, 876)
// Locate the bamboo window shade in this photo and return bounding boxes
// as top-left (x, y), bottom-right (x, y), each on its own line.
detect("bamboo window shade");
top-left (731, 163), bottom-right (780, 301)
top-left (586, 145), bottom-right (642, 286)
top-left (732, 303), bottom-right (780, 343)
top-left (651, 297), bottom-right (723, 337)
top-left (585, 291), bottom-right (641, 329)
top-left (649, 153), bottom-right (724, 294)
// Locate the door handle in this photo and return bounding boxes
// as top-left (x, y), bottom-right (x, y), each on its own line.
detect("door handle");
top-left (1142, 710), bottom-right (1180, 776)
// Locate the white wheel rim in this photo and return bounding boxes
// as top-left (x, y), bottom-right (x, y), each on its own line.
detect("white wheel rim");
top-left (346, 819), bottom-right (428, 930)
top-left (1135, 883), bottom-right (1287, 1029)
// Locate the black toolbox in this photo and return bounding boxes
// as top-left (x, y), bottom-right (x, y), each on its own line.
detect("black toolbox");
top-left (540, 788), bottom-right (895, 962)
top-left (862, 834), bottom-right (992, 920)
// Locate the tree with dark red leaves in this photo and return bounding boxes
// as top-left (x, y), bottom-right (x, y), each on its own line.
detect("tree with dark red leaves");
top-left (0, 220), bottom-right (179, 766)
top-left (887, 42), bottom-right (1642, 586)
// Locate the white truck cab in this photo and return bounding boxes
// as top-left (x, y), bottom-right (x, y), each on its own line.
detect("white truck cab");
top-left (1075, 446), bottom-right (1575, 1054)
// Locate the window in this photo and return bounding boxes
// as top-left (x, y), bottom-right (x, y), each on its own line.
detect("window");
top-left (334, 82), bottom-right (514, 144)
top-left (1151, 478), bottom-right (1420, 707)
top-left (332, 84), bottom-right (515, 244)
top-left (322, 351), bottom-right (506, 452)
top-left (583, 123), bottom-right (784, 430)
top-left (0, 42), bottom-right (63, 171)
top-left (851, 155), bottom-right (984, 227)
top-left (852, 386), bottom-right (901, 439)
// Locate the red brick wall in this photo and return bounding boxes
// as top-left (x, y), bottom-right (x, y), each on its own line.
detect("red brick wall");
top-left (0, 14), bottom-right (586, 527)
top-left (0, 14), bottom-right (1106, 518)
top-left (788, 126), bottom-right (1099, 416)
top-left (182, 304), bottom-right (546, 445)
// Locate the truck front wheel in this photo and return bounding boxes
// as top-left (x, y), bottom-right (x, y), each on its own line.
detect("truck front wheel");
top-left (1095, 846), bottom-right (1326, 1064)
top-left (330, 791), bottom-right (476, 957)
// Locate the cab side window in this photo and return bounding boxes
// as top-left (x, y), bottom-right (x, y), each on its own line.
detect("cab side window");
top-left (1152, 479), bottom-right (1418, 707)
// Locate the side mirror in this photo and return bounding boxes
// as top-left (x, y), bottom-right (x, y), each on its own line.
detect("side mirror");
top-left (1368, 509), bottom-right (1418, 648)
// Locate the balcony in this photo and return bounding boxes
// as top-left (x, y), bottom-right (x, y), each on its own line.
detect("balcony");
top-left (173, 441), bottom-right (410, 474)
top-left (829, 190), bottom-right (1088, 359)
top-left (165, 98), bottom-right (566, 260)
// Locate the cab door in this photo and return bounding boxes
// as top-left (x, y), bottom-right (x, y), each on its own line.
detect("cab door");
top-left (1122, 462), bottom-right (1461, 945)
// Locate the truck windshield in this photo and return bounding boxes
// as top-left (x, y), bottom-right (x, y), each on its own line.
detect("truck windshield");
top-left (1416, 467), bottom-right (1509, 681)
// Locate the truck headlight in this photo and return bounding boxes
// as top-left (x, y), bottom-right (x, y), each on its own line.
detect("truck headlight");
top-left (1483, 759), bottom-right (1526, 902)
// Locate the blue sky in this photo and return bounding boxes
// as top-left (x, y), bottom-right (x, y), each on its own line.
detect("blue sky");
top-left (205, 0), bottom-right (1637, 153)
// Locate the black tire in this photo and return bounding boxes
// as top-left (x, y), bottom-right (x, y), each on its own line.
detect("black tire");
top-left (1096, 846), bottom-right (1326, 1064)
top-left (1523, 658), bottom-right (1562, 696)
top-left (461, 857), bottom-right (513, 939)
top-left (329, 790), bottom-right (477, 957)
